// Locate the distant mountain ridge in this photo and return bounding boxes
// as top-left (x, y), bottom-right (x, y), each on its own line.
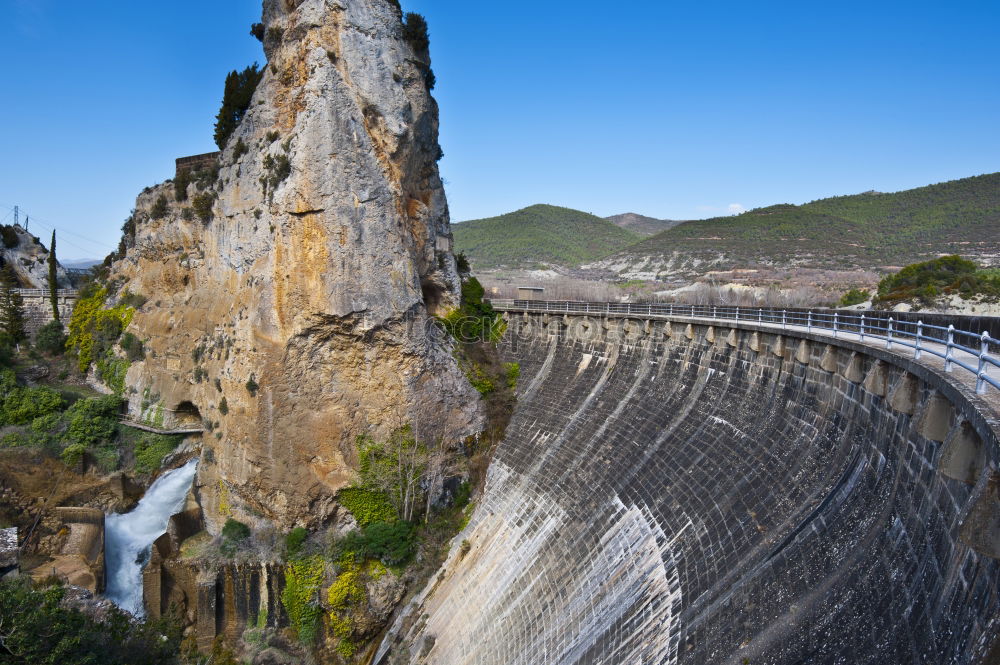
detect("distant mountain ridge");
top-left (606, 213), bottom-right (682, 236)
top-left (453, 204), bottom-right (640, 269)
top-left (591, 172), bottom-right (1000, 280)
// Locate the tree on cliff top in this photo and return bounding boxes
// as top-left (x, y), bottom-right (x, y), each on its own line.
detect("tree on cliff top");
top-left (213, 63), bottom-right (264, 150)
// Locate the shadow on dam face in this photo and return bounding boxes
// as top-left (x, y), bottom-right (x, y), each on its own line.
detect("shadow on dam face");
top-left (381, 314), bottom-right (1000, 665)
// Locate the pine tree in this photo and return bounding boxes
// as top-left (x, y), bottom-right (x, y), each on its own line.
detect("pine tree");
top-left (0, 265), bottom-right (26, 343)
top-left (48, 230), bottom-right (59, 322)
top-left (213, 63), bottom-right (263, 149)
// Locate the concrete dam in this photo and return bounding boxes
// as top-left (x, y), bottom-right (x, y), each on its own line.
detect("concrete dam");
top-left (381, 305), bottom-right (1000, 664)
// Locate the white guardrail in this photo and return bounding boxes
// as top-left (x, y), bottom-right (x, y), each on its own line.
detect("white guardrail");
top-left (490, 299), bottom-right (1000, 395)
top-left (13, 289), bottom-right (78, 297)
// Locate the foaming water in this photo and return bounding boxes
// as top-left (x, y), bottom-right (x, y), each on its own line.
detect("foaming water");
top-left (104, 458), bottom-right (198, 616)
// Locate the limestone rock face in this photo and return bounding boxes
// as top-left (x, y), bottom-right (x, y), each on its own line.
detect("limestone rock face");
top-left (111, 0), bottom-right (481, 529)
top-left (0, 224), bottom-right (69, 289)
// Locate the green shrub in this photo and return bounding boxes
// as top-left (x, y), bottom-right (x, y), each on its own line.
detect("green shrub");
top-left (232, 138), bottom-right (248, 161)
top-left (280, 555), bottom-right (324, 644)
top-left (838, 288), bottom-right (870, 307)
top-left (150, 195), bottom-right (168, 220)
top-left (337, 487), bottom-right (397, 527)
top-left (35, 320), bottom-right (67, 355)
top-left (60, 443), bottom-right (86, 467)
top-left (120, 332), bottom-right (144, 362)
top-left (195, 164), bottom-right (220, 190)
top-left (285, 527), bottom-right (308, 557)
top-left (1, 432), bottom-right (26, 448)
top-left (218, 396), bottom-right (228, 415)
top-left (245, 375), bottom-right (259, 397)
top-left (0, 577), bottom-right (181, 664)
top-left (265, 130), bottom-right (280, 143)
top-left (96, 350), bottom-right (130, 395)
top-left (0, 371), bottom-right (65, 426)
top-left (262, 152), bottom-right (291, 193)
top-left (1, 385), bottom-right (64, 426)
top-left (174, 169), bottom-right (192, 202)
top-left (222, 518), bottom-right (251, 542)
top-left (402, 12), bottom-right (430, 52)
top-left (32, 412), bottom-right (61, 434)
top-left (334, 521), bottom-right (415, 567)
top-left (362, 521), bottom-right (415, 566)
top-left (875, 255), bottom-right (979, 306)
top-left (133, 433), bottom-right (181, 474)
top-left (214, 63), bottom-right (264, 149)
top-left (0, 226), bottom-right (18, 249)
top-left (438, 277), bottom-right (504, 344)
top-left (250, 22), bottom-right (264, 42)
top-left (192, 193), bottom-right (216, 223)
top-left (465, 363), bottom-right (494, 396)
top-left (65, 395), bottom-right (120, 448)
top-left (503, 362), bottom-right (520, 389)
top-left (120, 292), bottom-right (148, 309)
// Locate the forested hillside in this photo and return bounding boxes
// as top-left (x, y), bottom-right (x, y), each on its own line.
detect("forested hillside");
top-left (453, 204), bottom-right (640, 269)
top-left (596, 172), bottom-right (1000, 279)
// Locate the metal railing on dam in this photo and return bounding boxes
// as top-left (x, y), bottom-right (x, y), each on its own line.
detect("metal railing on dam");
top-left (491, 299), bottom-right (1000, 395)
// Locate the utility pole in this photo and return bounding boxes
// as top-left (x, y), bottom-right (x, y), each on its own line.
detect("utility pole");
top-left (13, 206), bottom-right (17, 227)
top-left (24, 216), bottom-right (28, 232)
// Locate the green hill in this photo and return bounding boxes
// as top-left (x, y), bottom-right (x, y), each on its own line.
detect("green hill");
top-left (601, 172), bottom-right (1000, 278)
top-left (606, 213), bottom-right (682, 236)
top-left (453, 204), bottom-right (641, 269)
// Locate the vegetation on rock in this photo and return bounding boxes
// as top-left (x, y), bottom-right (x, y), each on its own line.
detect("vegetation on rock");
top-left (0, 225), bottom-right (19, 249)
top-left (65, 285), bottom-right (135, 373)
top-left (191, 192), bottom-right (216, 223)
top-left (280, 554), bottom-right (325, 645)
top-left (0, 577), bottom-right (181, 664)
top-left (213, 63), bottom-right (264, 149)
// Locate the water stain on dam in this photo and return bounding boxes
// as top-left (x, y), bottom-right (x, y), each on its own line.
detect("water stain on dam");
top-left (381, 314), bottom-right (1000, 665)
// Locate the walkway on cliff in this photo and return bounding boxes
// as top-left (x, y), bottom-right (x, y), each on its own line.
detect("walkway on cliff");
top-left (491, 300), bottom-right (1000, 426)
top-left (119, 420), bottom-right (204, 436)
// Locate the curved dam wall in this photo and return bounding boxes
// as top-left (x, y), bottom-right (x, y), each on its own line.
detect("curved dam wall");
top-left (381, 313), bottom-right (1000, 665)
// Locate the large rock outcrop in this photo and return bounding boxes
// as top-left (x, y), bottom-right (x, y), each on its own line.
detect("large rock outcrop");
top-left (0, 224), bottom-right (70, 289)
top-left (111, 0), bottom-right (480, 529)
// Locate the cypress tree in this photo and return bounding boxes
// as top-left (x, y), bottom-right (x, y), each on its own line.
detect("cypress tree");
top-left (48, 230), bottom-right (59, 321)
top-left (0, 265), bottom-right (26, 343)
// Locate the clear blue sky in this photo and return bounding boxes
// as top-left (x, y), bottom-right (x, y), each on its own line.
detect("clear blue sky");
top-left (2, 0), bottom-right (998, 261)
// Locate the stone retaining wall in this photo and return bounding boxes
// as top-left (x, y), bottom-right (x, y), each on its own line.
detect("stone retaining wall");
top-left (20, 291), bottom-right (76, 337)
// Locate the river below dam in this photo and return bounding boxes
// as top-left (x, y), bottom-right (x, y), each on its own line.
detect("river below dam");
top-left (104, 458), bottom-right (198, 616)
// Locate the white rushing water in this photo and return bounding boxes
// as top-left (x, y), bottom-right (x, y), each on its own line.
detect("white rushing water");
top-left (104, 458), bottom-right (198, 616)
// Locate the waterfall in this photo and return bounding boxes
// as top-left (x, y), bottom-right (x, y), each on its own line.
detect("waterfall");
top-left (104, 458), bottom-right (198, 616)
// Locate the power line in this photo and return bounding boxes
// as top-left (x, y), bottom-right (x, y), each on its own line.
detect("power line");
top-left (0, 203), bottom-right (117, 256)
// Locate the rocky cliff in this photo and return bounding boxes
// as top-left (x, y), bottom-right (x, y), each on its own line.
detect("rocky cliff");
top-left (0, 224), bottom-right (70, 289)
top-left (110, 0), bottom-right (481, 530)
